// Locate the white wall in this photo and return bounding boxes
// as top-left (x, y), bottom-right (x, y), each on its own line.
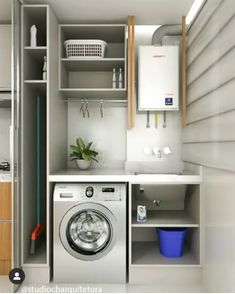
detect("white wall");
top-left (0, 108), bottom-right (11, 162)
top-left (126, 26), bottom-right (183, 173)
top-left (183, 0), bottom-right (235, 291)
top-left (68, 103), bottom-right (127, 169)
top-left (202, 167), bottom-right (235, 292)
top-left (67, 25), bottom-right (183, 172)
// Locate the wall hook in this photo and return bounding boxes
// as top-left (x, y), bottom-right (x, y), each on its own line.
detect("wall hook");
top-left (80, 99), bottom-right (85, 118)
top-left (100, 99), bottom-right (104, 118)
top-left (85, 100), bottom-right (90, 118)
top-left (163, 111), bottom-right (166, 128)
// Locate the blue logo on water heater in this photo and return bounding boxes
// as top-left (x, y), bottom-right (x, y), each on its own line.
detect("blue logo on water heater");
top-left (165, 97), bottom-right (173, 105)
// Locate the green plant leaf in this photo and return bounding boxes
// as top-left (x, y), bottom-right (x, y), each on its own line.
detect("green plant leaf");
top-left (86, 142), bottom-right (93, 150)
top-left (86, 150), bottom-right (98, 157)
top-left (70, 145), bottom-right (81, 153)
top-left (70, 137), bottom-right (99, 163)
top-left (77, 138), bottom-right (85, 151)
top-left (82, 152), bottom-right (91, 161)
top-left (90, 157), bottom-right (98, 163)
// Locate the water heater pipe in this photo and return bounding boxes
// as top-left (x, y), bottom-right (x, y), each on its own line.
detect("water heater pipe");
top-left (152, 25), bottom-right (182, 128)
top-left (152, 25), bottom-right (182, 46)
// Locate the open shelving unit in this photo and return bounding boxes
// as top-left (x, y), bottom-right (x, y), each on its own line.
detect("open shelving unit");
top-left (59, 24), bottom-right (127, 100)
top-left (132, 241), bottom-right (199, 267)
top-left (131, 210), bottom-right (199, 228)
top-left (21, 5), bottom-right (67, 283)
top-left (129, 183), bottom-right (201, 272)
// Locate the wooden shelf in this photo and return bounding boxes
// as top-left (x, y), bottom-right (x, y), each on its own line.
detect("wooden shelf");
top-left (131, 242), bottom-right (200, 267)
top-left (59, 88), bottom-right (126, 99)
top-left (61, 58), bottom-right (125, 71)
top-left (132, 211), bottom-right (199, 228)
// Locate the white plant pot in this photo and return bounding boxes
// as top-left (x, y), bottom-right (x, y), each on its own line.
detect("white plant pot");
top-left (75, 159), bottom-right (91, 170)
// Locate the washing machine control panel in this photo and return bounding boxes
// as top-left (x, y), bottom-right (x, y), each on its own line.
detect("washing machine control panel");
top-left (85, 186), bottom-right (94, 198)
top-left (82, 184), bottom-right (125, 201)
top-left (54, 183), bottom-right (126, 202)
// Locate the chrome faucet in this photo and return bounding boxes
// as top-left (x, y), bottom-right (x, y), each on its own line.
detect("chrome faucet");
top-left (153, 146), bottom-right (172, 158)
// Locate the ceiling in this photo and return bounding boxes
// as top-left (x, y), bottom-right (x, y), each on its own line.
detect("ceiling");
top-left (0, 0), bottom-right (11, 23)
top-left (23, 0), bottom-right (194, 25)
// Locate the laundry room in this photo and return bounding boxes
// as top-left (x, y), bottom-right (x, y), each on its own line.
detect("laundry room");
top-left (1, 0), bottom-right (235, 293)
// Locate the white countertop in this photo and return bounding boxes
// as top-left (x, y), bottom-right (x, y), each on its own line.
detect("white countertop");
top-left (49, 168), bottom-right (202, 184)
top-left (0, 171), bottom-right (11, 182)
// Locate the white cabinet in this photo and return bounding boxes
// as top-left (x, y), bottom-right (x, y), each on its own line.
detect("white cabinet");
top-left (129, 182), bottom-right (202, 284)
top-left (0, 25), bottom-right (11, 90)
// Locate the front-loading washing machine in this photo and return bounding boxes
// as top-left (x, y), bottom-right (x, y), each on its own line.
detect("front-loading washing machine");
top-left (53, 183), bottom-right (127, 283)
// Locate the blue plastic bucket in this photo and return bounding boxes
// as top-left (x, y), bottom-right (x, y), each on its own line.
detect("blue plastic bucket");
top-left (157, 228), bottom-right (188, 258)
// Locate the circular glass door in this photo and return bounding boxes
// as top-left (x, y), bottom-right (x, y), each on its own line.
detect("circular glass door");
top-left (60, 203), bottom-right (117, 261)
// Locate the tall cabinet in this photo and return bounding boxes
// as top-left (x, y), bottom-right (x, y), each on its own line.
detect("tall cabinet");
top-left (21, 4), bottom-right (67, 282)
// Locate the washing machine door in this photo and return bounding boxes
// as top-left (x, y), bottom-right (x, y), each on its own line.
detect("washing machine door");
top-left (60, 203), bottom-right (117, 261)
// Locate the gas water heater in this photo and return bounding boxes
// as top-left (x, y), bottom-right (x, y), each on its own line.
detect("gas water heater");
top-left (138, 46), bottom-right (179, 111)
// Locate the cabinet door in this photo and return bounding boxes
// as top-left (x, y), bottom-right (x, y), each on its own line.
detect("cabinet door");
top-left (0, 183), bottom-right (11, 220)
top-left (0, 260), bottom-right (11, 275)
top-left (0, 25), bottom-right (11, 90)
top-left (0, 223), bottom-right (11, 260)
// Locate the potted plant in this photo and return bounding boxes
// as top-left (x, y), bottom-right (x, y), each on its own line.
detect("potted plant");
top-left (70, 137), bottom-right (98, 170)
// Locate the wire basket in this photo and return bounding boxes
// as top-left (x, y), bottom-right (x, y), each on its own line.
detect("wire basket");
top-left (64, 39), bottom-right (107, 59)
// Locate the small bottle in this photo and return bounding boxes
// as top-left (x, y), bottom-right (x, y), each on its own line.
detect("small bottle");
top-left (118, 68), bottom-right (123, 88)
top-left (112, 68), bottom-right (116, 89)
top-left (137, 205), bottom-right (147, 222)
top-left (42, 56), bottom-right (47, 80)
top-left (30, 25), bottom-right (37, 47)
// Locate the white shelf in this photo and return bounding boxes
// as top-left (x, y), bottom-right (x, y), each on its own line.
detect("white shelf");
top-left (24, 80), bottom-right (47, 83)
top-left (131, 242), bottom-right (200, 267)
top-left (61, 58), bottom-right (125, 71)
top-left (132, 211), bottom-right (199, 228)
top-left (24, 46), bottom-right (47, 50)
top-left (24, 47), bottom-right (47, 61)
top-left (24, 80), bottom-right (47, 92)
top-left (59, 88), bottom-right (126, 99)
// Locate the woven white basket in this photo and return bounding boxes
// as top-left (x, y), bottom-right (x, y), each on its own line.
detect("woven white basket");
top-left (64, 39), bottom-right (107, 59)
